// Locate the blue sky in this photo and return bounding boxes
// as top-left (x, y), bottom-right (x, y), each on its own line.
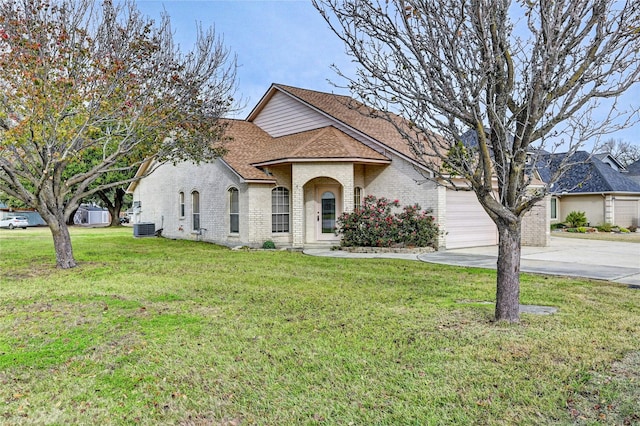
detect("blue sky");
top-left (134, 0), bottom-right (638, 146)
top-left (135, 0), bottom-right (352, 118)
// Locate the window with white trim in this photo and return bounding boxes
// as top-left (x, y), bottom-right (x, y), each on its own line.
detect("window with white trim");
top-left (192, 191), bottom-right (200, 230)
top-left (550, 197), bottom-right (558, 220)
top-left (179, 192), bottom-right (185, 217)
top-left (229, 187), bottom-right (239, 233)
top-left (271, 187), bottom-right (290, 233)
top-left (354, 186), bottom-right (362, 210)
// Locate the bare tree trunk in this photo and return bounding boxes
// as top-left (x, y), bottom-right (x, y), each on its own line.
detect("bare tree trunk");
top-left (50, 220), bottom-right (77, 269)
top-left (495, 219), bottom-right (521, 322)
top-left (66, 207), bottom-right (78, 226)
top-left (39, 206), bottom-right (78, 269)
top-left (98, 188), bottom-right (125, 227)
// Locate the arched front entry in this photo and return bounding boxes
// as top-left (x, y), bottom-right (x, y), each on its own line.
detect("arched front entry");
top-left (303, 177), bottom-right (343, 244)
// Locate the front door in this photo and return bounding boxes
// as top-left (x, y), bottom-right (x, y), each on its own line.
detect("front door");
top-left (316, 186), bottom-right (341, 241)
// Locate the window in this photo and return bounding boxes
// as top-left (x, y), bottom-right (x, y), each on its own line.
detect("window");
top-left (354, 187), bottom-right (362, 210)
top-left (550, 197), bottom-right (558, 220)
top-left (229, 188), bottom-right (239, 233)
top-left (192, 191), bottom-right (200, 230)
top-left (179, 192), bottom-right (185, 217)
top-left (271, 187), bottom-right (290, 233)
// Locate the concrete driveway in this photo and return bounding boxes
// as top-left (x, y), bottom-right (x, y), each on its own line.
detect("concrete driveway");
top-left (418, 236), bottom-right (640, 286)
top-left (305, 236), bottom-right (640, 285)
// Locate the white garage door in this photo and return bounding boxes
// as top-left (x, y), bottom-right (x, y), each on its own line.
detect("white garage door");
top-left (614, 200), bottom-right (639, 228)
top-left (446, 190), bottom-right (498, 249)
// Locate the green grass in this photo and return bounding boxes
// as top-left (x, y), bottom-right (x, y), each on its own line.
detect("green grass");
top-left (1, 227), bottom-right (639, 425)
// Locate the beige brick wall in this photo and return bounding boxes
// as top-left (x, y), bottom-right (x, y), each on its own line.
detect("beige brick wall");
top-left (292, 162), bottom-right (354, 247)
top-left (364, 156), bottom-right (439, 212)
top-left (522, 196), bottom-right (550, 247)
top-left (132, 160), bottom-right (247, 245)
top-left (247, 165), bottom-right (293, 246)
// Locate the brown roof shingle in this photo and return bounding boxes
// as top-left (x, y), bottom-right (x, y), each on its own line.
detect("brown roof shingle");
top-left (221, 120), bottom-right (390, 181)
top-left (272, 84), bottom-right (424, 161)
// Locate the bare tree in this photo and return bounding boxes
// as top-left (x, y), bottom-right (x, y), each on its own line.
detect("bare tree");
top-left (597, 138), bottom-right (640, 166)
top-left (313, 0), bottom-right (640, 322)
top-left (0, 0), bottom-right (237, 268)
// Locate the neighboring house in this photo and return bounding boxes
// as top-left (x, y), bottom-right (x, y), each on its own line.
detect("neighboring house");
top-left (73, 204), bottom-right (111, 226)
top-left (539, 151), bottom-right (640, 228)
top-left (128, 84), bottom-right (549, 249)
top-left (0, 202), bottom-right (46, 226)
top-left (627, 159), bottom-right (640, 185)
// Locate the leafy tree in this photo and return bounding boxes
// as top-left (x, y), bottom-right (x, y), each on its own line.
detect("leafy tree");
top-left (0, 0), bottom-right (237, 268)
top-left (314, 0), bottom-right (640, 322)
top-left (63, 144), bottom-right (137, 226)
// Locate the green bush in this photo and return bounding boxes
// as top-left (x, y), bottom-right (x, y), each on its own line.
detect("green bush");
top-left (596, 223), bottom-right (613, 232)
top-left (262, 240), bottom-right (276, 249)
top-left (565, 211), bottom-right (587, 228)
top-left (619, 227), bottom-right (630, 233)
top-left (576, 227), bottom-right (588, 233)
top-left (336, 195), bottom-right (439, 248)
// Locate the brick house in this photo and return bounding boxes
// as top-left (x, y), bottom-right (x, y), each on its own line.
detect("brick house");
top-left (128, 84), bottom-right (549, 249)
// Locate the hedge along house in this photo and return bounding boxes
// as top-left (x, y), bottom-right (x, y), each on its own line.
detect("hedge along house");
top-left (127, 84), bottom-right (550, 249)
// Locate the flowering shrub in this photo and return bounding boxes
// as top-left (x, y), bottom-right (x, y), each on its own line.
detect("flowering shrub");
top-left (336, 195), bottom-right (439, 248)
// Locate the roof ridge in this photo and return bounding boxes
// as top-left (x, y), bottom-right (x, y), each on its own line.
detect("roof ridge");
top-left (287, 127), bottom-right (329, 157)
top-left (273, 83), bottom-right (351, 99)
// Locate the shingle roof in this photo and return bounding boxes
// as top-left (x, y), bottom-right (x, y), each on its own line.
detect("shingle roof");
top-left (252, 126), bottom-right (390, 166)
top-left (221, 119), bottom-right (390, 181)
top-left (219, 120), bottom-right (274, 181)
top-left (271, 84), bottom-right (427, 162)
top-left (627, 159), bottom-right (640, 176)
top-left (537, 151), bottom-right (640, 193)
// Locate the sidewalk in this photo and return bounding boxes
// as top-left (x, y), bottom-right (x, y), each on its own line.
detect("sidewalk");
top-left (304, 237), bottom-right (640, 286)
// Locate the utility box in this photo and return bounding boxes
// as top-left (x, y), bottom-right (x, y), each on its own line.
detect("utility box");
top-left (133, 222), bottom-right (155, 237)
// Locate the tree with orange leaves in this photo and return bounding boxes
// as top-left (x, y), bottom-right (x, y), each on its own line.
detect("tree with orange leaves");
top-left (0, 0), bottom-right (237, 268)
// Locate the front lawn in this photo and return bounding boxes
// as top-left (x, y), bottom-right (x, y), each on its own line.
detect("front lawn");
top-left (1, 227), bottom-right (639, 424)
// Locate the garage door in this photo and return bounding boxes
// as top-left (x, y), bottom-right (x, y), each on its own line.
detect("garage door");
top-left (446, 190), bottom-right (498, 249)
top-left (614, 199), bottom-right (639, 228)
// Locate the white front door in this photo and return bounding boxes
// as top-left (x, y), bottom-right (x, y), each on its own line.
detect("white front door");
top-left (316, 185), bottom-right (341, 241)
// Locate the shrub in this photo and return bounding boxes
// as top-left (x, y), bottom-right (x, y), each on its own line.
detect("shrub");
top-left (629, 225), bottom-right (638, 233)
top-left (262, 240), bottom-right (276, 249)
top-left (619, 227), bottom-right (630, 233)
top-left (576, 227), bottom-right (588, 233)
top-left (336, 195), bottom-right (439, 248)
top-left (596, 223), bottom-right (613, 232)
top-left (565, 211), bottom-right (588, 228)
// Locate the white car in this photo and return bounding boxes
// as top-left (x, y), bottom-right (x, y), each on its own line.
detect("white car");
top-left (0, 215), bottom-right (29, 229)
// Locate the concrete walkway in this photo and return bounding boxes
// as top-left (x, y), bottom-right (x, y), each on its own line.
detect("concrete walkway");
top-left (304, 236), bottom-right (640, 286)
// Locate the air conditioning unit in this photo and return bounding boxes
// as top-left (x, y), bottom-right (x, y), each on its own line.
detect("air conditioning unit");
top-left (133, 222), bottom-right (155, 237)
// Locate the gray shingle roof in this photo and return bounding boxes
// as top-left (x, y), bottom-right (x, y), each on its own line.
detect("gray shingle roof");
top-left (627, 159), bottom-right (640, 176)
top-left (537, 151), bottom-right (640, 193)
